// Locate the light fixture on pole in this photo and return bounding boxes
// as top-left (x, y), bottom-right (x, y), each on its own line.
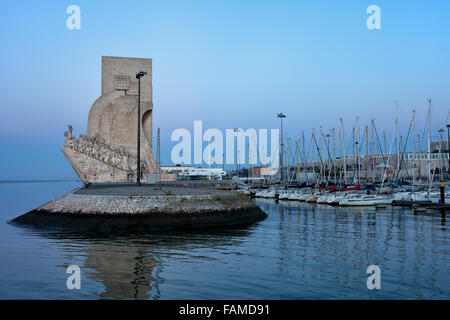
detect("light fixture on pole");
top-left (234, 128), bottom-right (240, 172)
top-left (438, 128), bottom-right (445, 181)
top-left (135, 70), bottom-right (147, 186)
top-left (277, 112), bottom-right (286, 182)
top-left (447, 124), bottom-right (450, 177)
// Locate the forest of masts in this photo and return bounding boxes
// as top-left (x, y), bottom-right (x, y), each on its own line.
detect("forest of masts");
top-left (279, 99), bottom-right (450, 187)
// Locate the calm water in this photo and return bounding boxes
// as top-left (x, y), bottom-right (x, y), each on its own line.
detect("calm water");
top-left (0, 182), bottom-right (448, 299)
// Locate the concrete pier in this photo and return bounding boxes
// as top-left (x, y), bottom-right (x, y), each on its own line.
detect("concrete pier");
top-left (11, 184), bottom-right (267, 232)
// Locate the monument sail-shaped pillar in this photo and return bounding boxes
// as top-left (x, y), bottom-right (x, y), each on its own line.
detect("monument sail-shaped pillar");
top-left (63, 56), bottom-right (158, 184)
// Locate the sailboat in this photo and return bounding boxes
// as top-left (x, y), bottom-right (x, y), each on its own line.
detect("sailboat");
top-left (339, 194), bottom-right (393, 206)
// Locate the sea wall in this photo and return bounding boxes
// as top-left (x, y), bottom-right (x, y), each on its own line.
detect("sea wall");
top-left (12, 187), bottom-right (267, 232)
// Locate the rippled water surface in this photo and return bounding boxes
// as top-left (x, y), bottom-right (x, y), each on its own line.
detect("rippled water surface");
top-left (0, 182), bottom-right (448, 299)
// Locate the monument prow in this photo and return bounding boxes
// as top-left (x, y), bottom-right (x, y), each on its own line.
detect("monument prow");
top-left (63, 56), bottom-right (167, 184)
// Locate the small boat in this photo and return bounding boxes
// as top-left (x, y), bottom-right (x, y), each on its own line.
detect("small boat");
top-left (327, 193), bottom-right (344, 205)
top-left (340, 184), bottom-right (361, 191)
top-left (339, 194), bottom-right (393, 206)
top-left (430, 192), bottom-right (450, 204)
top-left (319, 185), bottom-right (337, 191)
top-left (278, 191), bottom-right (291, 200)
top-left (305, 194), bottom-right (320, 203)
top-left (411, 191), bottom-right (432, 205)
top-left (255, 190), bottom-right (266, 198)
top-left (316, 194), bottom-right (330, 204)
top-left (392, 191), bottom-right (413, 205)
top-left (263, 190), bottom-right (276, 198)
top-left (288, 192), bottom-right (302, 201)
top-left (297, 193), bottom-right (309, 201)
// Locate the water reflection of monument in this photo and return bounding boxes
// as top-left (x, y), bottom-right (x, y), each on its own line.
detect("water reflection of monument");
top-left (39, 228), bottom-right (253, 299)
top-left (83, 242), bottom-right (160, 300)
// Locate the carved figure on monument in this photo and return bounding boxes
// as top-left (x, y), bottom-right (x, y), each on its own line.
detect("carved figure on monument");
top-left (62, 56), bottom-right (159, 184)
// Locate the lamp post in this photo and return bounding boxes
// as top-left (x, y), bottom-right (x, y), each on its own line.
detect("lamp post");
top-left (325, 133), bottom-right (331, 182)
top-left (136, 71), bottom-right (147, 186)
top-left (438, 128), bottom-right (445, 181)
top-left (234, 128), bottom-right (240, 173)
top-left (277, 112), bottom-right (286, 182)
top-left (447, 124), bottom-right (450, 178)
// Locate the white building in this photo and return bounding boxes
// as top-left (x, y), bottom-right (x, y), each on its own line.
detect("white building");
top-left (161, 166), bottom-right (226, 180)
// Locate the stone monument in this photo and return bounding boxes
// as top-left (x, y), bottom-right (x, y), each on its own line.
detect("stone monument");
top-left (63, 56), bottom-right (160, 184)
top-left (12, 56), bottom-right (268, 231)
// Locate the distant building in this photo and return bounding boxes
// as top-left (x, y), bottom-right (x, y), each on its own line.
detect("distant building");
top-left (249, 166), bottom-right (278, 177)
top-left (161, 165), bottom-right (193, 175)
top-left (161, 165), bottom-right (226, 180)
top-left (431, 140), bottom-right (450, 153)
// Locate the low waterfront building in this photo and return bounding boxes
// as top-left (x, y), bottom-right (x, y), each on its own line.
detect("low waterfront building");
top-left (290, 151), bottom-right (449, 183)
top-left (161, 166), bottom-right (226, 180)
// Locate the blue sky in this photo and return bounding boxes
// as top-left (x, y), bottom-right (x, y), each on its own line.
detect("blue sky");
top-left (0, 0), bottom-right (449, 179)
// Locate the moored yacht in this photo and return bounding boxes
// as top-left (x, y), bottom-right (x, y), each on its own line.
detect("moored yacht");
top-left (339, 194), bottom-right (393, 206)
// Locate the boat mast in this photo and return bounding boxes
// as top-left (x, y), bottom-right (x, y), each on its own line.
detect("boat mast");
top-left (320, 126), bottom-right (324, 183)
top-left (417, 134), bottom-right (421, 181)
top-left (333, 128), bottom-right (336, 184)
top-left (371, 119), bottom-right (375, 182)
top-left (412, 109), bottom-right (415, 191)
top-left (427, 98), bottom-right (432, 191)
top-left (327, 131), bottom-right (331, 182)
top-left (357, 117), bottom-right (361, 185)
top-left (339, 122), bottom-right (342, 184)
top-left (396, 100), bottom-right (400, 177)
top-left (295, 140), bottom-right (300, 183)
top-left (365, 125), bottom-right (369, 182)
top-left (312, 129), bottom-right (316, 185)
top-left (352, 126), bottom-right (355, 183)
top-left (340, 118), bottom-right (347, 184)
top-left (302, 132), bottom-right (306, 183)
top-left (438, 128), bottom-right (444, 181)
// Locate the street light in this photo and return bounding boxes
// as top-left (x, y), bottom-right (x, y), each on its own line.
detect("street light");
top-left (325, 133), bottom-right (331, 181)
top-left (277, 113), bottom-right (286, 182)
top-left (234, 128), bottom-right (240, 172)
top-left (446, 124), bottom-right (450, 178)
top-left (136, 70), bottom-right (147, 186)
top-left (438, 128), bottom-right (445, 181)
